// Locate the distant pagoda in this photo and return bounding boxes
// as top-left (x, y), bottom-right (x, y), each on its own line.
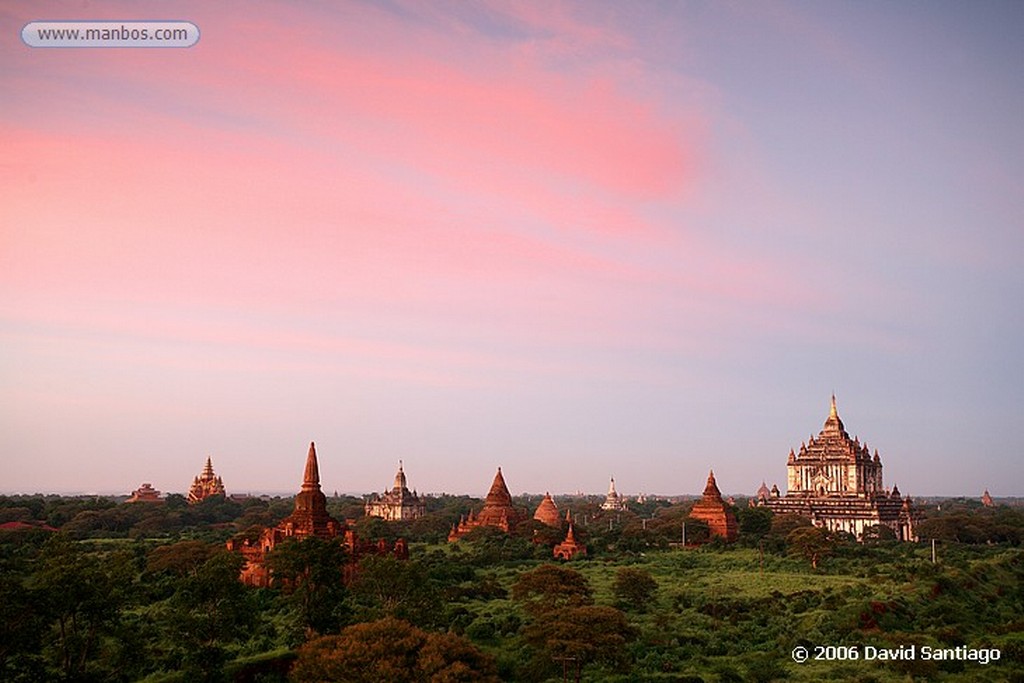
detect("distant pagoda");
top-left (982, 490), bottom-right (994, 507)
top-left (755, 481), bottom-right (771, 504)
top-left (764, 395), bottom-right (917, 541)
top-left (365, 461), bottom-right (426, 521)
top-left (187, 457), bottom-right (226, 504)
top-left (448, 467), bottom-right (525, 541)
top-left (553, 511), bottom-right (586, 560)
top-left (127, 483), bottom-right (163, 504)
top-left (533, 493), bottom-right (561, 527)
top-left (689, 470), bottom-right (738, 542)
top-left (600, 477), bottom-right (627, 511)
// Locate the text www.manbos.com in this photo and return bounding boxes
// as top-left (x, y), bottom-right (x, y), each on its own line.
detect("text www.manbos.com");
top-left (22, 21), bottom-right (200, 48)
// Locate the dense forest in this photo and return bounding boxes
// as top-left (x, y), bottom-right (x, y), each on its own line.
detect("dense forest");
top-left (1, 493), bottom-right (1022, 682)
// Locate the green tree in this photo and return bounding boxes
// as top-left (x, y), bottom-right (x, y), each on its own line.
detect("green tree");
top-left (612, 566), bottom-right (659, 612)
top-left (266, 537), bottom-right (349, 635)
top-left (736, 506), bottom-right (773, 539)
top-left (511, 564), bottom-right (593, 617)
top-left (289, 618), bottom-right (499, 683)
top-left (0, 564), bottom-right (46, 680)
top-left (163, 550), bottom-right (256, 681)
top-left (348, 555), bottom-right (444, 629)
top-left (771, 512), bottom-right (812, 538)
top-left (521, 605), bottom-right (636, 675)
top-left (29, 534), bottom-right (135, 680)
top-left (147, 539), bottom-right (220, 577)
top-left (786, 526), bottom-right (834, 569)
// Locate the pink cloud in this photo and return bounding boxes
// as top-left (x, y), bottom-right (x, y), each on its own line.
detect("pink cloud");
top-left (0, 0), bottom-right (849, 380)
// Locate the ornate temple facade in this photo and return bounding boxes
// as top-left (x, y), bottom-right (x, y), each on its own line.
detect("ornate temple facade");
top-left (764, 396), bottom-right (917, 541)
top-left (533, 493), bottom-right (560, 527)
top-left (227, 442), bottom-right (407, 586)
top-left (365, 462), bottom-right (426, 521)
top-left (600, 477), bottom-right (628, 511)
top-left (188, 457), bottom-right (226, 504)
top-left (448, 467), bottom-right (525, 541)
top-left (689, 471), bottom-right (738, 542)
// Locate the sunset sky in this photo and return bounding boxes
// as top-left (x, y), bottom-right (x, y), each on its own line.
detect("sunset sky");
top-left (2, 1), bottom-right (1022, 498)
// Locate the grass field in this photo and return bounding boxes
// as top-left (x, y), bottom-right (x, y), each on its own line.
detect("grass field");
top-left (450, 544), bottom-right (1024, 682)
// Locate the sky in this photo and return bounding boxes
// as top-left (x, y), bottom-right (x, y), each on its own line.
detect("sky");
top-left (2, 1), bottom-right (1022, 498)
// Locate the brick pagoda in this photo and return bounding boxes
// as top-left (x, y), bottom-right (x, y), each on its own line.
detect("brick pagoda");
top-left (448, 467), bottom-right (525, 541)
top-left (689, 470), bottom-right (738, 542)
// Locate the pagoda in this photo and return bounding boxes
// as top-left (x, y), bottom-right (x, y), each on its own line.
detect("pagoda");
top-left (127, 483), bottom-right (163, 504)
top-left (187, 457), bottom-right (226, 504)
top-left (533, 493), bottom-right (561, 527)
top-left (553, 510), bottom-right (586, 560)
top-left (755, 481), bottom-right (771, 503)
top-left (448, 468), bottom-right (525, 541)
top-left (227, 442), bottom-right (407, 586)
top-left (365, 461), bottom-right (426, 521)
top-left (689, 471), bottom-right (738, 542)
top-left (982, 490), bottom-right (994, 507)
top-left (764, 396), bottom-right (917, 541)
top-left (600, 477), bottom-right (627, 511)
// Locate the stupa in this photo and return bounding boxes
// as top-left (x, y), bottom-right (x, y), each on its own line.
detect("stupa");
top-left (533, 493), bottom-right (560, 527)
top-left (448, 467), bottom-right (525, 541)
top-left (553, 511), bottom-right (586, 560)
top-left (689, 470), bottom-right (738, 542)
top-left (600, 477), bottom-right (627, 511)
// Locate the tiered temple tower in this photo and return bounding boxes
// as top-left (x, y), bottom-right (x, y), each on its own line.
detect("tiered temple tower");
top-left (765, 396), bottom-right (917, 541)
top-left (365, 461), bottom-right (426, 521)
top-left (448, 468), bottom-right (525, 541)
top-left (689, 470), bottom-right (738, 542)
top-left (188, 457), bottom-right (226, 504)
top-left (785, 396), bottom-right (883, 497)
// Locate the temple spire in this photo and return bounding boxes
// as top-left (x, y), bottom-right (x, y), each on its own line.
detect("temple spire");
top-left (485, 467), bottom-right (512, 504)
top-left (830, 394), bottom-right (838, 419)
top-left (393, 460), bottom-right (407, 491)
top-left (702, 470), bottom-right (723, 500)
top-left (302, 441), bottom-right (321, 491)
